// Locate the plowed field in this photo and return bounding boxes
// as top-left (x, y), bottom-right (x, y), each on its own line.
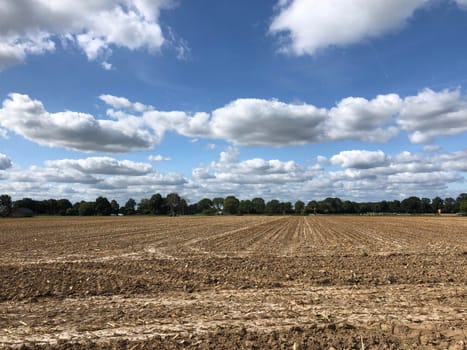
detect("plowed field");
top-left (0, 216), bottom-right (466, 349)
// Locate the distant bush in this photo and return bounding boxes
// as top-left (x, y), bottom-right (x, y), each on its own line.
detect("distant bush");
top-left (460, 200), bottom-right (467, 215)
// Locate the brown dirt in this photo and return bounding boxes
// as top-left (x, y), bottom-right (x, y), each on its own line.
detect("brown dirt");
top-left (0, 215), bottom-right (466, 349)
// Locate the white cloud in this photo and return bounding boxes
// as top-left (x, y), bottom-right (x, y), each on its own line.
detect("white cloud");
top-left (192, 147), bottom-right (310, 186)
top-left (45, 157), bottom-right (153, 175)
top-left (0, 93), bottom-right (157, 153)
top-left (423, 145), bottom-right (441, 153)
top-left (209, 99), bottom-right (328, 146)
top-left (148, 154), bottom-right (171, 162)
top-left (398, 88), bottom-right (467, 143)
top-left (1, 148), bottom-right (466, 203)
top-left (0, 127), bottom-right (7, 138)
top-left (11, 166), bottom-right (101, 185)
top-left (270, 0), bottom-right (429, 55)
top-left (331, 150), bottom-right (388, 169)
top-left (435, 148), bottom-right (467, 171)
top-left (456, 0), bottom-right (467, 9)
top-left (0, 153), bottom-right (12, 170)
top-left (2, 89), bottom-right (467, 154)
top-left (100, 94), bottom-right (152, 113)
top-left (327, 94), bottom-right (401, 142)
top-left (0, 0), bottom-right (173, 69)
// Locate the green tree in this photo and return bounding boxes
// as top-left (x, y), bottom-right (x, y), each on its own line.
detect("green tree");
top-left (432, 197), bottom-right (444, 213)
top-left (401, 196), bottom-right (421, 214)
top-left (456, 193), bottom-right (467, 213)
top-left (149, 193), bottom-right (164, 214)
top-left (110, 199), bottom-right (120, 215)
top-left (57, 199), bottom-right (72, 215)
top-left (138, 198), bottom-right (151, 214)
top-left (459, 200), bottom-right (467, 215)
top-left (179, 198), bottom-right (188, 215)
top-left (212, 197), bottom-right (224, 213)
top-left (0, 194), bottom-right (12, 217)
top-left (305, 200), bottom-right (318, 214)
top-left (420, 198), bottom-right (432, 213)
top-left (281, 202), bottom-right (294, 214)
top-left (95, 197), bottom-right (112, 216)
top-left (78, 201), bottom-right (96, 216)
top-left (294, 200), bottom-right (305, 215)
top-left (444, 197), bottom-right (456, 213)
top-left (342, 200), bottom-right (355, 214)
top-left (239, 199), bottom-right (253, 214)
top-left (251, 197), bottom-right (265, 214)
top-left (123, 198), bottom-right (136, 215)
top-left (166, 193), bottom-right (181, 216)
top-left (265, 199), bottom-right (281, 215)
top-left (197, 198), bottom-right (214, 214)
top-left (224, 196), bottom-right (240, 215)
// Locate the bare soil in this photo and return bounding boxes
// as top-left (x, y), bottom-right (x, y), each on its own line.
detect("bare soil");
top-left (0, 215), bottom-right (466, 349)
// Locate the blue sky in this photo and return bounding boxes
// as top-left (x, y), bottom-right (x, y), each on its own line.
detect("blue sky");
top-left (0, 0), bottom-right (467, 204)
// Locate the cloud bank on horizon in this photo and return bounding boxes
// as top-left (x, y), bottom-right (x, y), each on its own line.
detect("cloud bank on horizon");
top-left (0, 0), bottom-right (466, 203)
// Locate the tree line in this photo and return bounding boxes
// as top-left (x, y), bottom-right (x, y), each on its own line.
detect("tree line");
top-left (1, 193), bottom-right (467, 217)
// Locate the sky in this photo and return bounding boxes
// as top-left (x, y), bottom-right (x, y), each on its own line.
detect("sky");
top-left (0, 0), bottom-right (467, 205)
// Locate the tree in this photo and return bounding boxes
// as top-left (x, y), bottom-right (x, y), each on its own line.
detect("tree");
top-left (166, 193), bottom-right (181, 216)
top-left (265, 199), bottom-right (281, 215)
top-left (460, 200), bottom-right (467, 215)
top-left (294, 200), bottom-right (305, 215)
top-left (251, 197), bottom-right (265, 214)
top-left (56, 199), bottom-right (72, 215)
top-left (239, 199), bottom-right (253, 214)
top-left (123, 198), bottom-right (136, 215)
top-left (401, 196), bottom-right (421, 214)
top-left (78, 201), bottom-right (96, 216)
top-left (212, 197), bottom-right (224, 213)
top-left (149, 193), bottom-right (164, 215)
top-left (444, 197), bottom-right (456, 213)
top-left (281, 202), bottom-right (294, 214)
top-left (456, 194), bottom-right (467, 213)
top-left (0, 194), bottom-right (12, 217)
top-left (179, 199), bottom-right (188, 215)
top-left (319, 197), bottom-right (342, 214)
top-left (432, 197), bottom-right (444, 213)
top-left (197, 198), bottom-right (214, 214)
top-left (342, 200), bottom-right (356, 214)
top-left (420, 198), bottom-right (432, 213)
top-left (138, 198), bottom-right (151, 215)
top-left (224, 196), bottom-right (240, 215)
top-left (305, 200), bottom-right (318, 214)
top-left (95, 196), bottom-right (112, 216)
top-left (110, 199), bottom-right (120, 215)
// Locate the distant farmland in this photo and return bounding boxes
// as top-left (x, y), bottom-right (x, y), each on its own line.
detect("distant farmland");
top-left (1, 215), bottom-right (466, 349)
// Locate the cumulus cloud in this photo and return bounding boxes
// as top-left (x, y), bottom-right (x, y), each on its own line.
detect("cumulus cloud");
top-left (327, 94), bottom-right (401, 142)
top-left (0, 153), bottom-right (12, 170)
top-left (100, 94), bottom-right (152, 113)
top-left (0, 0), bottom-right (173, 69)
top-left (12, 166), bottom-right (101, 185)
top-left (435, 148), bottom-right (467, 171)
top-left (270, 0), bottom-right (429, 55)
top-left (331, 150), bottom-right (389, 169)
top-left (210, 99), bottom-right (328, 146)
top-left (0, 93), bottom-right (157, 152)
top-left (45, 157), bottom-right (153, 175)
top-left (0, 155), bottom-right (187, 202)
top-left (148, 154), bottom-right (171, 161)
top-left (398, 89), bottom-right (467, 143)
top-left (192, 147), bottom-right (309, 185)
top-left (2, 89), bottom-right (467, 153)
